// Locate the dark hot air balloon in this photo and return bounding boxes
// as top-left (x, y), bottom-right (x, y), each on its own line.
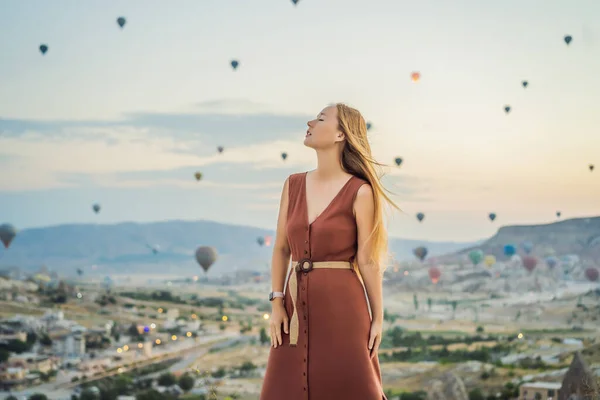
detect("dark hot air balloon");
top-left (281, 152), bottom-right (288, 161)
top-left (0, 224), bottom-right (17, 248)
top-left (413, 246), bottom-right (428, 261)
top-left (585, 267), bottom-right (599, 282)
top-left (231, 60), bottom-right (239, 70)
top-left (522, 255), bottom-right (538, 272)
top-left (195, 246), bottom-right (218, 273)
top-left (428, 266), bottom-right (441, 284)
top-left (522, 81), bottom-right (528, 88)
top-left (217, 146), bottom-right (224, 153)
top-left (504, 105), bottom-right (511, 114)
top-left (39, 44), bottom-right (48, 55)
top-left (194, 172), bottom-right (202, 181)
top-left (116, 17), bottom-right (126, 29)
top-left (366, 122), bottom-right (372, 131)
top-left (394, 157), bottom-right (403, 167)
top-left (556, 211), bottom-right (561, 218)
top-left (489, 213), bottom-right (496, 222)
top-left (416, 212), bottom-right (425, 222)
top-left (92, 204), bottom-right (101, 214)
top-left (564, 35), bottom-right (572, 45)
top-left (257, 236), bottom-right (265, 246)
top-left (291, 0), bottom-right (299, 4)
top-left (589, 164), bottom-right (594, 172)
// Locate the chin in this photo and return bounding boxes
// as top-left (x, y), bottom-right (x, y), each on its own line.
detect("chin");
top-left (303, 137), bottom-right (313, 148)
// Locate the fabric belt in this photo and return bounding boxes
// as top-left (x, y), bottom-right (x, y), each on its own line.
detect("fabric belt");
top-left (288, 259), bottom-right (353, 346)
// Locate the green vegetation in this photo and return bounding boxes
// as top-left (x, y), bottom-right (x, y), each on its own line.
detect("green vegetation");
top-left (380, 327), bottom-right (499, 349)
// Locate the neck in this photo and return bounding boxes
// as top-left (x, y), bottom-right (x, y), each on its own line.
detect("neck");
top-left (314, 146), bottom-right (345, 179)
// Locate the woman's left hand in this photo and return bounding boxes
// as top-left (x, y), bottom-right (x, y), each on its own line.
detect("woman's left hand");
top-left (368, 319), bottom-right (383, 359)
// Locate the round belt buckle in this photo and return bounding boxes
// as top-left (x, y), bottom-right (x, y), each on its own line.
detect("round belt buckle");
top-left (296, 258), bottom-right (313, 273)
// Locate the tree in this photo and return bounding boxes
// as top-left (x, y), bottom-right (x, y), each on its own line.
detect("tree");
top-left (476, 325), bottom-right (484, 333)
top-left (0, 348), bottom-right (10, 363)
top-left (451, 300), bottom-right (458, 319)
top-left (427, 297), bottom-right (432, 311)
top-left (178, 373), bottom-right (195, 392)
top-left (157, 372), bottom-right (177, 387)
top-left (413, 293), bottom-right (419, 311)
top-left (468, 388), bottom-right (485, 400)
top-left (79, 389), bottom-right (99, 400)
top-left (259, 327), bottom-right (269, 345)
top-left (28, 394), bottom-right (48, 400)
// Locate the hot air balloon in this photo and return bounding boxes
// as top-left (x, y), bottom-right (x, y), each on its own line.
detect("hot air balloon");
top-left (195, 246), bottom-right (218, 273)
top-left (503, 244), bottom-right (516, 257)
top-left (264, 235), bottom-right (272, 246)
top-left (488, 213), bottom-right (496, 222)
top-left (0, 224), bottom-right (17, 248)
top-left (366, 122), bottom-right (372, 131)
top-left (585, 267), bottom-right (599, 282)
top-left (564, 35), bottom-right (572, 45)
top-left (428, 266), bottom-right (441, 284)
top-left (231, 60), bottom-right (239, 70)
top-left (77, 268), bottom-right (83, 276)
top-left (545, 256), bottom-right (558, 269)
top-left (484, 255), bottom-right (496, 268)
top-left (394, 157), bottom-right (403, 167)
top-left (291, 0), bottom-right (299, 5)
top-left (194, 172), bottom-right (202, 181)
top-left (217, 146), bottom-right (224, 153)
top-left (522, 81), bottom-right (528, 88)
top-left (413, 246), bottom-right (428, 261)
top-left (411, 72), bottom-right (420, 82)
top-left (416, 212), bottom-right (425, 222)
top-left (504, 105), bottom-right (511, 114)
top-left (39, 44), bottom-right (48, 55)
top-left (590, 164), bottom-right (594, 172)
top-left (281, 152), bottom-right (288, 161)
top-left (556, 211), bottom-right (561, 218)
top-left (92, 204), bottom-right (101, 214)
top-left (469, 250), bottom-right (484, 266)
top-left (521, 241), bottom-right (534, 255)
top-left (116, 17), bottom-right (126, 29)
top-left (257, 236), bottom-right (265, 246)
top-left (522, 255), bottom-right (538, 273)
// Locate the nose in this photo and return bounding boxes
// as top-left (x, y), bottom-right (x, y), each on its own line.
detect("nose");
top-left (307, 120), bottom-right (315, 128)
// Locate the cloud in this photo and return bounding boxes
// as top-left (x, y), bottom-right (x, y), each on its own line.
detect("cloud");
top-left (0, 107), bottom-right (310, 147)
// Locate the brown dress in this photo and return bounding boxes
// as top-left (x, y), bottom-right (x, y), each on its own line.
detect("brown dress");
top-left (260, 172), bottom-right (387, 400)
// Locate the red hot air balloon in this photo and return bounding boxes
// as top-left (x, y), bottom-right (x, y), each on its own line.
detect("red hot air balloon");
top-left (264, 235), bottom-right (272, 246)
top-left (522, 255), bottom-right (538, 273)
top-left (585, 267), bottom-right (599, 282)
top-left (429, 266), bottom-right (441, 284)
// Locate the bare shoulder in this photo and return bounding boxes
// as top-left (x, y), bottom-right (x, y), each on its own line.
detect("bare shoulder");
top-left (355, 181), bottom-right (373, 199)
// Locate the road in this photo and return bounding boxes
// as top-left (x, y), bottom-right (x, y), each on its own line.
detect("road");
top-left (2, 332), bottom-right (240, 400)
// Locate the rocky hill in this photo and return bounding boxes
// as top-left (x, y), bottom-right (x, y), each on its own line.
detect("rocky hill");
top-left (0, 219), bottom-right (475, 276)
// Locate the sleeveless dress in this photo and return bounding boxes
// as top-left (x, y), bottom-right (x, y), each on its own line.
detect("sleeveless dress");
top-left (260, 172), bottom-right (387, 400)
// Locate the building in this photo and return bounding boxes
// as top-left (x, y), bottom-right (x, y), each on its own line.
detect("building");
top-left (52, 331), bottom-right (86, 358)
top-left (518, 382), bottom-right (561, 400)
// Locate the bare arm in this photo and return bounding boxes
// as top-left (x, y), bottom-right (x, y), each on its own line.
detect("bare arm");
top-left (354, 184), bottom-right (384, 324)
top-left (270, 176), bottom-right (292, 306)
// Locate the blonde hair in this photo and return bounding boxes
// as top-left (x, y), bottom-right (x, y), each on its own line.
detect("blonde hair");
top-left (336, 103), bottom-right (400, 272)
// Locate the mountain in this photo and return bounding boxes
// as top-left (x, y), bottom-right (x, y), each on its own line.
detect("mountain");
top-left (441, 216), bottom-right (600, 262)
top-left (0, 219), bottom-right (476, 276)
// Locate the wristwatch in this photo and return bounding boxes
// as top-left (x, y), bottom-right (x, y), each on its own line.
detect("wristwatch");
top-left (269, 291), bottom-right (284, 301)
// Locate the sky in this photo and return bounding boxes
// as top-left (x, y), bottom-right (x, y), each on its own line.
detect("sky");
top-left (0, 0), bottom-right (599, 242)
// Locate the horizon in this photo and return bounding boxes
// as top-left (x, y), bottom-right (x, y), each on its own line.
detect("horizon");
top-left (1, 0), bottom-right (599, 242)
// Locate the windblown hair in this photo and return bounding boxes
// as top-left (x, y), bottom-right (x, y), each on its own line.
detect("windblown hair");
top-left (336, 103), bottom-right (400, 272)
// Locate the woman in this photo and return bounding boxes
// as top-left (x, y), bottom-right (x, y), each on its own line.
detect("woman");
top-left (260, 103), bottom-right (399, 400)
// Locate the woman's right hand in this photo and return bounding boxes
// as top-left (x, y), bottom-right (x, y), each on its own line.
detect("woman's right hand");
top-left (270, 299), bottom-right (289, 348)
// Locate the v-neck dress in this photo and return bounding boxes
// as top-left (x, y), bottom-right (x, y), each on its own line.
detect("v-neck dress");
top-left (260, 172), bottom-right (387, 400)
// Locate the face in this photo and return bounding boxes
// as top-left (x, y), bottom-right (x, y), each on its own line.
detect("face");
top-left (304, 105), bottom-right (345, 149)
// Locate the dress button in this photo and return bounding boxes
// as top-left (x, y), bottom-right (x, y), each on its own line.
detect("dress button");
top-left (303, 372), bottom-right (306, 376)
top-left (302, 301), bottom-right (306, 305)
top-left (303, 316), bottom-right (306, 320)
top-left (305, 240), bottom-right (308, 243)
top-left (304, 330), bottom-right (307, 333)
top-left (304, 250), bottom-right (308, 254)
top-left (304, 358), bottom-right (306, 362)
